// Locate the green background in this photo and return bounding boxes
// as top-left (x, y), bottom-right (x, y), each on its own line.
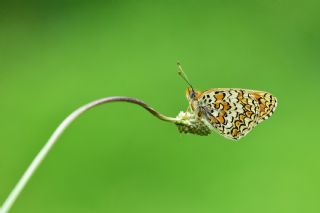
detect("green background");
top-left (1, 1), bottom-right (319, 212)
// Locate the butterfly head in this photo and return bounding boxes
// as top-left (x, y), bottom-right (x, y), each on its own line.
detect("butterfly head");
top-left (177, 62), bottom-right (202, 115)
top-left (185, 87), bottom-right (202, 117)
top-left (185, 87), bottom-right (201, 101)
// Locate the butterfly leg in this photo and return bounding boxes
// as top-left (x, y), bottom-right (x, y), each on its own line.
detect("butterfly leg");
top-left (186, 105), bottom-right (192, 112)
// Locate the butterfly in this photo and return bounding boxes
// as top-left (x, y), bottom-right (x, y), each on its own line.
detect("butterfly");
top-left (177, 62), bottom-right (277, 140)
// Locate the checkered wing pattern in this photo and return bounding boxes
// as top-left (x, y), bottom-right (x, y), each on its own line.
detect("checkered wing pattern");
top-left (197, 89), bottom-right (277, 140)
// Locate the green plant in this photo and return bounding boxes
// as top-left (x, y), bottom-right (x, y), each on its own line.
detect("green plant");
top-left (0, 96), bottom-right (208, 213)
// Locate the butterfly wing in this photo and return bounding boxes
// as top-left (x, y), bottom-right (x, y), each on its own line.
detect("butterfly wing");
top-left (249, 91), bottom-right (277, 123)
top-left (198, 89), bottom-right (269, 140)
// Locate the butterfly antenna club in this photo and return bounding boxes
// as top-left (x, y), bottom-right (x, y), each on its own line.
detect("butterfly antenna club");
top-left (177, 61), bottom-right (194, 91)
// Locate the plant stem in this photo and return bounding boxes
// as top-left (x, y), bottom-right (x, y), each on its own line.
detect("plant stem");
top-left (0, 96), bottom-right (178, 213)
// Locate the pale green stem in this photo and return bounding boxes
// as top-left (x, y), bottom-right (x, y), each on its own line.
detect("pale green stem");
top-left (0, 96), bottom-right (178, 213)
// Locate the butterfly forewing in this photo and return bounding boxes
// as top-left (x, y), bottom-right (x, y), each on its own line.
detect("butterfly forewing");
top-left (197, 88), bottom-right (276, 140)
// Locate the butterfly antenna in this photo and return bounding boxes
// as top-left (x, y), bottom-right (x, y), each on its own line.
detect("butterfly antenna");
top-left (177, 61), bottom-right (194, 91)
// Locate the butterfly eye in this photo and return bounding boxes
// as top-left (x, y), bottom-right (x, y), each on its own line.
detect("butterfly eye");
top-left (189, 90), bottom-right (195, 99)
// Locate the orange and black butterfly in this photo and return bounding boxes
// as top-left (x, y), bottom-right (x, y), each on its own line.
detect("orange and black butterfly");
top-left (178, 62), bottom-right (277, 140)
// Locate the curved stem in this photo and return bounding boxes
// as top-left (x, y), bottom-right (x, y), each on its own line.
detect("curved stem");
top-left (0, 96), bottom-right (178, 213)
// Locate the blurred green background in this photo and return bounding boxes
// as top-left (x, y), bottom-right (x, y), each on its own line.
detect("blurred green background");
top-left (1, 0), bottom-right (320, 212)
